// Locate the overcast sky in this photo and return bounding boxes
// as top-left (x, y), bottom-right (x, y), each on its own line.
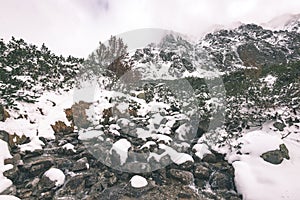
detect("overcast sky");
top-left (1, 0), bottom-right (300, 58)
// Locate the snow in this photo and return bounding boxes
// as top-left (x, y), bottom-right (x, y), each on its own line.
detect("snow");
top-left (130, 175), bottom-right (148, 188)
top-left (149, 144), bottom-right (194, 165)
top-left (0, 90), bottom-right (74, 140)
top-left (110, 138), bottom-right (131, 165)
top-left (140, 141), bottom-right (156, 149)
top-left (227, 130), bottom-right (300, 200)
top-left (44, 168), bottom-right (65, 187)
top-left (0, 140), bottom-right (13, 193)
top-left (261, 74), bottom-right (277, 88)
top-left (0, 196), bottom-right (21, 200)
top-left (193, 143), bottom-right (212, 159)
top-left (78, 129), bottom-right (104, 140)
top-left (62, 143), bottom-right (76, 152)
top-left (19, 136), bottom-right (44, 152)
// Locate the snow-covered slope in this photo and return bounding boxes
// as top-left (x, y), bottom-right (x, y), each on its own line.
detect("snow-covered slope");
top-left (262, 13), bottom-right (300, 33)
top-left (0, 14), bottom-right (300, 199)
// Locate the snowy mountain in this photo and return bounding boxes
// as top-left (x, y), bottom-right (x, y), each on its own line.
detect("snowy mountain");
top-left (262, 13), bottom-right (300, 33)
top-left (0, 14), bottom-right (300, 200)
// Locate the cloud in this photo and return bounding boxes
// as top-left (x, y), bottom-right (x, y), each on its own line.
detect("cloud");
top-left (0, 0), bottom-right (300, 57)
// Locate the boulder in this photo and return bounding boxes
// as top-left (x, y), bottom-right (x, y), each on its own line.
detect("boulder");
top-left (71, 101), bottom-right (92, 129)
top-left (261, 143), bottom-right (290, 164)
top-left (63, 174), bottom-right (86, 195)
top-left (210, 172), bottom-right (233, 190)
top-left (194, 164), bottom-right (211, 180)
top-left (20, 157), bottom-right (54, 177)
top-left (169, 169), bottom-right (194, 185)
top-left (72, 157), bottom-right (89, 172)
top-left (273, 121), bottom-right (286, 131)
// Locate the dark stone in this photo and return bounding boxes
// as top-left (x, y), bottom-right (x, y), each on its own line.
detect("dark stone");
top-left (3, 166), bottom-right (19, 183)
top-left (176, 160), bottom-right (194, 170)
top-left (89, 181), bottom-right (103, 195)
top-left (169, 169), bottom-right (194, 185)
top-left (25, 177), bottom-right (40, 189)
top-left (261, 144), bottom-right (290, 165)
top-left (19, 157), bottom-right (54, 177)
top-left (194, 164), bottom-right (211, 180)
top-left (37, 176), bottom-right (56, 192)
top-left (210, 172), bottom-right (233, 190)
top-left (280, 144), bottom-right (290, 159)
top-left (72, 157), bottom-right (89, 172)
top-left (17, 188), bottom-right (33, 199)
top-left (0, 185), bottom-right (17, 196)
top-left (55, 158), bottom-right (74, 169)
top-left (0, 130), bottom-right (9, 143)
top-left (273, 122), bottom-right (286, 131)
top-left (64, 174), bottom-right (86, 195)
top-left (202, 153), bottom-right (217, 163)
top-left (21, 149), bottom-right (44, 159)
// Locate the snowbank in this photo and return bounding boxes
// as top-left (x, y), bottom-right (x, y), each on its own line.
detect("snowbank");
top-left (228, 130), bottom-right (300, 200)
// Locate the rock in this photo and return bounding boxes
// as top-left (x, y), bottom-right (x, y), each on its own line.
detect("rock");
top-left (72, 157), bottom-right (89, 172)
top-left (3, 166), bottom-right (19, 183)
top-left (55, 158), bottom-right (74, 169)
top-left (21, 149), bottom-right (43, 159)
top-left (89, 181), bottom-right (103, 195)
top-left (71, 101), bottom-right (92, 129)
top-left (210, 172), bottom-right (233, 190)
top-left (97, 185), bottom-right (126, 200)
top-left (63, 174), bottom-right (86, 195)
top-left (64, 108), bottom-right (73, 122)
top-left (176, 160), bottom-right (194, 170)
top-left (20, 157), bottom-right (54, 177)
top-left (137, 92), bottom-right (146, 100)
top-left (216, 190), bottom-right (243, 200)
top-left (0, 132), bottom-right (29, 149)
top-left (25, 177), bottom-right (40, 189)
top-left (0, 185), bottom-right (17, 196)
top-left (261, 143), bottom-right (290, 164)
top-left (0, 130), bottom-right (9, 143)
top-left (40, 191), bottom-right (55, 200)
top-left (0, 104), bottom-right (10, 122)
top-left (194, 164), bottom-right (211, 180)
top-left (17, 188), bottom-right (33, 199)
top-left (273, 121), bottom-right (286, 131)
top-left (169, 169), bottom-right (194, 185)
top-left (37, 176), bottom-right (56, 192)
top-left (51, 121), bottom-right (74, 134)
top-left (202, 153), bottom-right (217, 163)
top-left (124, 181), bottom-right (154, 198)
top-left (280, 144), bottom-right (290, 159)
top-left (177, 185), bottom-right (196, 199)
top-left (99, 170), bottom-right (118, 188)
top-left (8, 134), bottom-right (29, 148)
top-left (152, 169), bottom-right (167, 185)
top-left (4, 153), bottom-right (21, 165)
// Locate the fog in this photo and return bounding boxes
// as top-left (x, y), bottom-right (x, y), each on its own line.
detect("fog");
top-left (1, 0), bottom-right (300, 57)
